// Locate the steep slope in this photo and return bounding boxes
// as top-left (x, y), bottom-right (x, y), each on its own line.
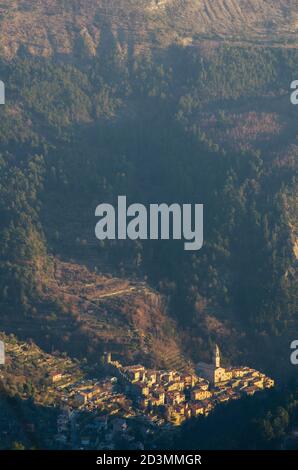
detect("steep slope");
top-left (0, 257), bottom-right (188, 370)
top-left (0, 0), bottom-right (297, 59)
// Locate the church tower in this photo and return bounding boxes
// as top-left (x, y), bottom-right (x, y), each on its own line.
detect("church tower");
top-left (103, 351), bottom-right (112, 365)
top-left (213, 344), bottom-right (221, 368)
top-left (0, 340), bottom-right (5, 365)
top-left (0, 81), bottom-right (5, 105)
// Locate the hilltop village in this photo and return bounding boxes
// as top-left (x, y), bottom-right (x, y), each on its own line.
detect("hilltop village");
top-left (101, 345), bottom-right (274, 426)
top-left (0, 334), bottom-right (274, 449)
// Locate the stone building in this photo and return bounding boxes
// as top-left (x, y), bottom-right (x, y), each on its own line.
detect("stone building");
top-left (196, 344), bottom-right (232, 385)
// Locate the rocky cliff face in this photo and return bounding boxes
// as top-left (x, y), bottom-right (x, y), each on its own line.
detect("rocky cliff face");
top-left (0, 0), bottom-right (297, 59)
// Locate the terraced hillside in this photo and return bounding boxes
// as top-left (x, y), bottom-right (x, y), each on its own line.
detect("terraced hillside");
top-left (0, 258), bottom-right (187, 370)
top-left (0, 0), bottom-right (297, 59)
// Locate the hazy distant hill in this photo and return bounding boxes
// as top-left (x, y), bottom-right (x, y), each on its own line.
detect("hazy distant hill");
top-left (0, 0), bottom-right (297, 59)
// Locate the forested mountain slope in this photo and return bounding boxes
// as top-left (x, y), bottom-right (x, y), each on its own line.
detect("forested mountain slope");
top-left (0, 47), bottom-right (297, 378)
top-left (0, 2), bottom-right (297, 379)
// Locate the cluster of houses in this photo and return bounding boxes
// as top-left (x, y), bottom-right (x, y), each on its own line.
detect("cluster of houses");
top-left (55, 405), bottom-right (149, 450)
top-left (0, 334), bottom-right (277, 448)
top-left (49, 344), bottom-right (275, 447)
top-left (2, 334), bottom-right (275, 441)
top-left (103, 345), bottom-right (274, 426)
top-left (56, 377), bottom-right (124, 411)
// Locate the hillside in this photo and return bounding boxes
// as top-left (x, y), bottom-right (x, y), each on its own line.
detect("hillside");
top-left (0, 257), bottom-right (188, 370)
top-left (0, 0), bottom-right (297, 454)
top-left (0, 0), bottom-right (297, 60)
top-left (0, 40), bottom-right (297, 378)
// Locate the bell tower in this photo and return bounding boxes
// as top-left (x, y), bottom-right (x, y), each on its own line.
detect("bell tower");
top-left (0, 340), bottom-right (5, 365)
top-left (0, 81), bottom-right (5, 105)
top-left (213, 344), bottom-right (221, 368)
top-left (103, 351), bottom-right (112, 365)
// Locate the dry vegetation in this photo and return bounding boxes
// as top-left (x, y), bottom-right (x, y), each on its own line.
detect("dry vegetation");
top-left (199, 110), bottom-right (284, 152)
top-left (0, 0), bottom-right (297, 59)
top-left (5, 258), bottom-right (188, 370)
top-left (0, 331), bottom-right (84, 404)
